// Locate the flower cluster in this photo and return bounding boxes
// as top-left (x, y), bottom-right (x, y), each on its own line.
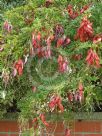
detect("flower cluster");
top-left (67, 4), bottom-right (90, 19)
top-left (54, 24), bottom-right (71, 48)
top-left (75, 16), bottom-right (93, 42)
top-left (86, 48), bottom-right (100, 68)
top-left (31, 32), bottom-right (52, 59)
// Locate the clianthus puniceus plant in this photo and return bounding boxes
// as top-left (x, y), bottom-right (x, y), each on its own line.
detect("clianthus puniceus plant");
top-left (0, 0), bottom-right (102, 135)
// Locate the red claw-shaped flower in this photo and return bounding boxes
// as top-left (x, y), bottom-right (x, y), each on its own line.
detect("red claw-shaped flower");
top-left (32, 117), bottom-right (38, 123)
top-left (40, 114), bottom-right (49, 127)
top-left (67, 5), bottom-right (78, 19)
top-left (80, 5), bottom-right (90, 14)
top-left (79, 82), bottom-right (84, 92)
top-left (44, 41), bottom-right (52, 59)
top-left (78, 82), bottom-right (84, 102)
top-left (49, 96), bottom-right (59, 110)
top-left (14, 59), bottom-right (24, 76)
top-left (86, 48), bottom-right (100, 68)
top-left (75, 17), bottom-right (93, 42)
top-left (58, 55), bottom-right (68, 73)
top-left (49, 95), bottom-right (64, 112)
top-left (57, 98), bottom-right (64, 112)
top-left (57, 38), bottom-right (64, 48)
top-left (36, 32), bottom-right (41, 41)
top-left (32, 117), bottom-right (38, 129)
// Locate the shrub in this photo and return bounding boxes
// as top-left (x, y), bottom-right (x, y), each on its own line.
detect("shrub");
top-left (0, 0), bottom-right (102, 134)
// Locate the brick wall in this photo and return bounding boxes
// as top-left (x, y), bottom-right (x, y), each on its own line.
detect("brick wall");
top-left (0, 120), bottom-right (102, 136)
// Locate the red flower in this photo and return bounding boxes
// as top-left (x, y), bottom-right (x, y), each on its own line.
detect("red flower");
top-left (78, 82), bottom-right (84, 92)
top-left (93, 34), bottom-right (102, 44)
top-left (36, 32), bottom-right (41, 41)
top-left (32, 117), bottom-right (38, 123)
top-left (32, 118), bottom-right (38, 129)
top-left (75, 17), bottom-right (93, 42)
top-left (49, 95), bottom-right (60, 110)
top-left (67, 5), bottom-right (78, 19)
top-left (37, 45), bottom-right (44, 58)
top-left (32, 33), bottom-right (52, 58)
top-left (65, 128), bottom-right (71, 136)
top-left (49, 97), bottom-right (57, 109)
top-left (57, 38), bottom-right (64, 47)
top-left (40, 114), bottom-right (49, 127)
top-left (86, 48), bottom-right (100, 68)
top-left (44, 47), bottom-right (51, 59)
top-left (49, 95), bottom-right (64, 112)
top-left (64, 37), bottom-right (71, 46)
top-left (44, 36), bottom-right (54, 58)
top-left (14, 59), bottom-right (24, 76)
top-left (80, 5), bottom-right (90, 14)
top-left (57, 96), bottom-right (64, 112)
top-left (32, 114), bottom-right (49, 128)
top-left (58, 55), bottom-right (68, 73)
top-left (78, 82), bottom-right (84, 102)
